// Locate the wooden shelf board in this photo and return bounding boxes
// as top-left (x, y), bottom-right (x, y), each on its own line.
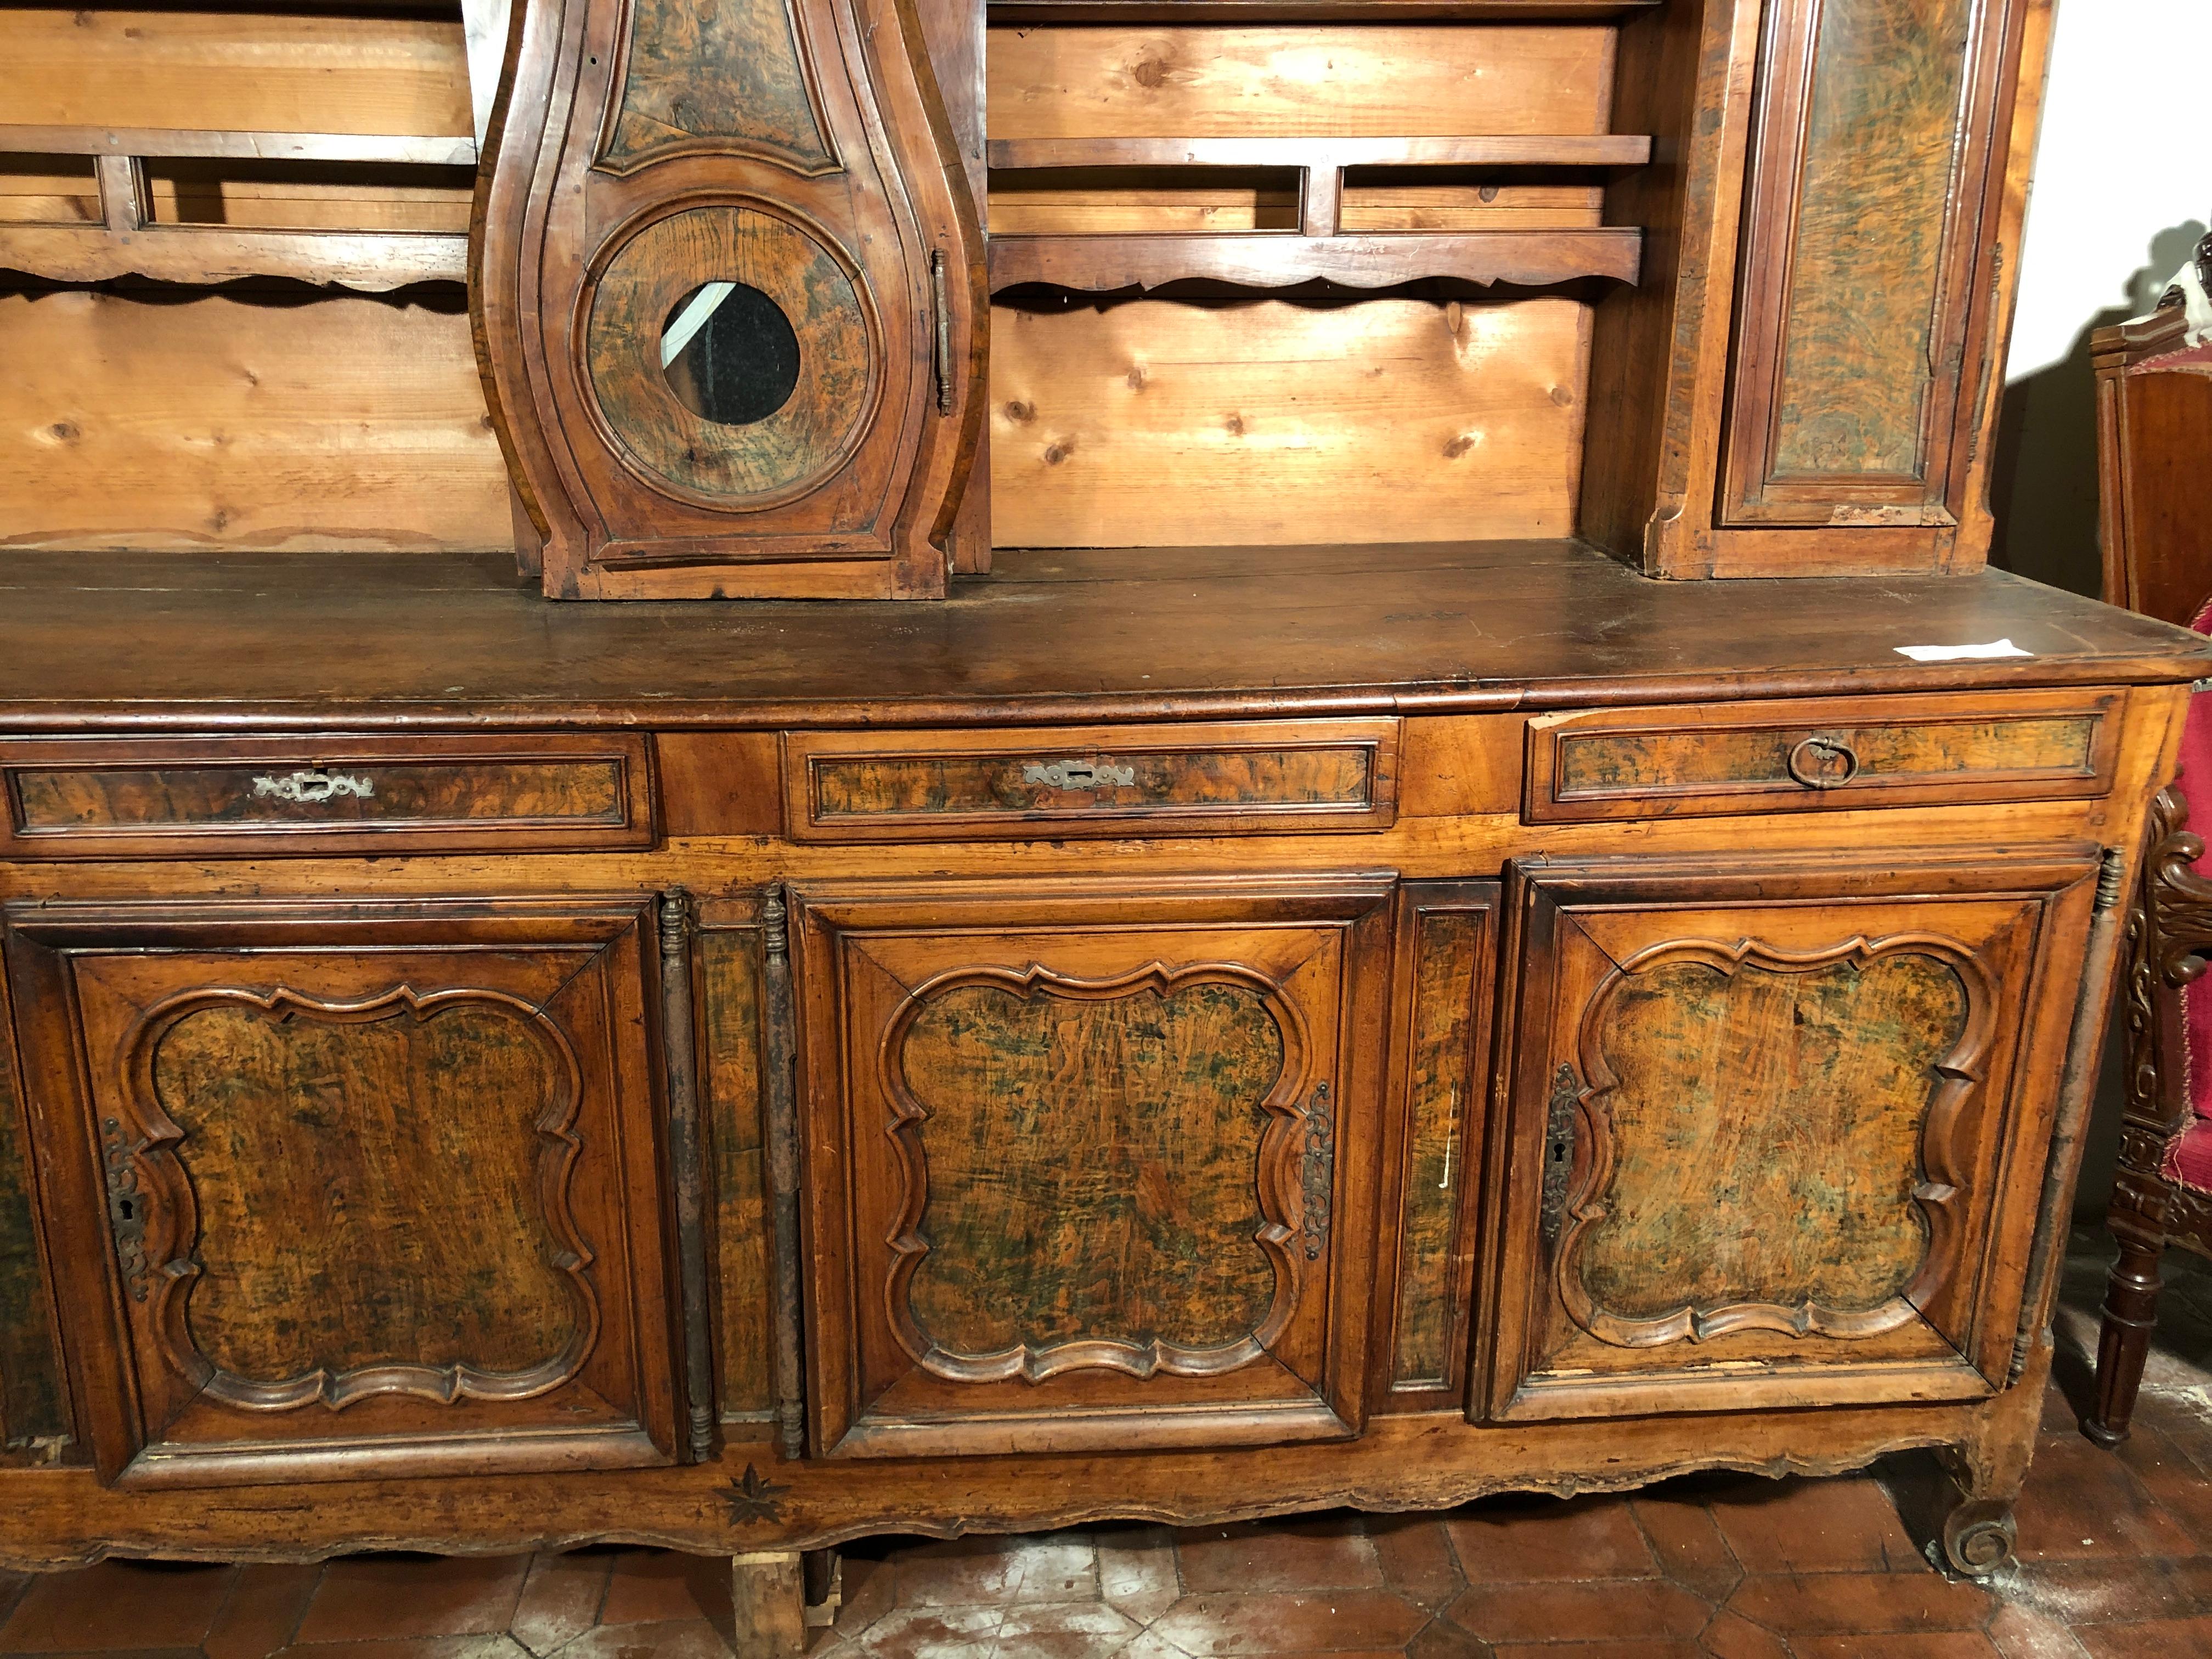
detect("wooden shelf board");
top-left (987, 227), bottom-right (1640, 292)
top-left (988, 135), bottom-right (1652, 171)
top-left (0, 126), bottom-right (476, 167)
top-left (0, 224), bottom-right (465, 290)
top-left (989, 1), bottom-right (1663, 21)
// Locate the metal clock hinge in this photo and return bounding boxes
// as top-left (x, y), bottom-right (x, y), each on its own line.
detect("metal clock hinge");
top-left (930, 251), bottom-right (953, 417)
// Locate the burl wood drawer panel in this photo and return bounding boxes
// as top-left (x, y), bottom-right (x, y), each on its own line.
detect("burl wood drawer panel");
top-left (1523, 691), bottom-right (2120, 822)
top-left (0, 733), bottom-right (654, 857)
top-left (781, 719), bottom-right (1398, 842)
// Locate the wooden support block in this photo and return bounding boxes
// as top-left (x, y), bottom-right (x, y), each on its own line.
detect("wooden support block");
top-left (730, 1550), bottom-right (808, 1658)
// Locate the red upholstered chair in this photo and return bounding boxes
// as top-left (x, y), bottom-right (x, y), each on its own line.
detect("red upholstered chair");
top-left (2083, 244), bottom-right (2212, 1447)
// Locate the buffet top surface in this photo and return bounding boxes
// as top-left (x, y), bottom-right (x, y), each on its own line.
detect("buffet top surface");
top-left (2, 539), bottom-right (2203, 730)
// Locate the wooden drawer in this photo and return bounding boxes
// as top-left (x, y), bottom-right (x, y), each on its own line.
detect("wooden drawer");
top-left (0, 734), bottom-right (655, 857)
top-left (1523, 692), bottom-right (2121, 823)
top-left (781, 719), bottom-right (1398, 842)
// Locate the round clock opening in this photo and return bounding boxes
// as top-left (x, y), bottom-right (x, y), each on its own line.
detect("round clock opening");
top-left (659, 281), bottom-right (802, 426)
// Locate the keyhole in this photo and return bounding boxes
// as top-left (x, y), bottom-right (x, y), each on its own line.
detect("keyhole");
top-left (117, 1199), bottom-right (134, 1220)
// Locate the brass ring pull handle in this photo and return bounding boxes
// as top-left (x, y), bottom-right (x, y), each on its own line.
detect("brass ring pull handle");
top-left (1786, 733), bottom-right (1861, 790)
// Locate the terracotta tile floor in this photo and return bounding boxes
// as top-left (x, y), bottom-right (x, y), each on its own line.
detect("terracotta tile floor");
top-left (7, 1231), bottom-right (2212, 1658)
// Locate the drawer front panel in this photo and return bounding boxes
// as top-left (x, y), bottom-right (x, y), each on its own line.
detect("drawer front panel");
top-left (1525, 692), bottom-right (2119, 822)
top-left (784, 719), bottom-right (1398, 841)
top-left (0, 735), bottom-right (654, 857)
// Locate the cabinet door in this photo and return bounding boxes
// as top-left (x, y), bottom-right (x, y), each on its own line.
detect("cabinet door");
top-left (4, 899), bottom-right (681, 1486)
top-left (794, 876), bottom-right (1394, 1458)
top-left (1720, 0), bottom-right (2022, 533)
top-left (1483, 850), bottom-right (2096, 1422)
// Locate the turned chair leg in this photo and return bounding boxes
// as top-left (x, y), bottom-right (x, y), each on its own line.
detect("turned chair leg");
top-left (2084, 1234), bottom-right (2166, 1448)
top-left (731, 1550), bottom-right (807, 1657)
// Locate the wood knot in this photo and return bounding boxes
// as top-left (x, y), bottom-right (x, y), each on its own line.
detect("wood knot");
top-left (1003, 400), bottom-right (1035, 424)
top-left (1550, 386), bottom-right (1573, 407)
top-left (1042, 438), bottom-right (1075, 465)
top-left (46, 421), bottom-right (80, 443)
top-left (1131, 58), bottom-right (1173, 88)
top-left (1224, 414), bottom-right (1245, 436)
top-left (1443, 433), bottom-right (1477, 459)
top-left (1125, 365), bottom-right (1148, 390)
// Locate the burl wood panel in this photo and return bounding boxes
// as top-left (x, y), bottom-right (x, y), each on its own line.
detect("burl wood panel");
top-left (990, 298), bottom-right (1589, 548)
top-left (784, 719), bottom-right (1399, 840)
top-left (144, 994), bottom-right (588, 1398)
top-left (1526, 692), bottom-right (2121, 822)
top-left (816, 749), bottom-right (1369, 820)
top-left (1575, 952), bottom-right (1967, 1331)
top-left (584, 206), bottom-right (871, 504)
top-left (893, 978), bottom-right (1285, 1374)
top-left (15, 762), bottom-right (624, 835)
top-left (1767, 0), bottom-right (1972, 481)
top-left (701, 929), bottom-right (774, 1419)
top-left (1557, 718), bottom-right (2099, 797)
top-left (601, 0), bottom-right (833, 171)
top-left (1394, 909), bottom-right (1483, 1389)
top-left (0, 735), bottom-right (656, 859)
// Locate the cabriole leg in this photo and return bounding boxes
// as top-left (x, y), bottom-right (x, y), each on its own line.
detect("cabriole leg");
top-left (2084, 1234), bottom-right (2166, 1448)
top-left (1941, 1497), bottom-right (2018, 1578)
top-left (730, 1550), bottom-right (807, 1657)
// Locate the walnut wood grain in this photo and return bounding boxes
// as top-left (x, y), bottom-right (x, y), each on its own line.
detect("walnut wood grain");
top-left (1386, 889), bottom-right (1494, 1402)
top-left (1720, 0), bottom-right (2019, 531)
top-left (890, 968), bottom-right (1295, 1379)
top-left (785, 719), bottom-right (1397, 840)
top-left (3, 899), bottom-right (684, 1487)
top-left (599, 0), bottom-right (833, 173)
top-left (1525, 691), bottom-right (2121, 822)
top-left (0, 734), bottom-right (654, 859)
top-left (1568, 943), bottom-right (1976, 1339)
top-left (1487, 847), bottom-right (2100, 1425)
top-left (698, 921), bottom-right (775, 1424)
top-left (0, 544), bottom-right (2201, 729)
top-left (792, 875), bottom-right (1391, 1460)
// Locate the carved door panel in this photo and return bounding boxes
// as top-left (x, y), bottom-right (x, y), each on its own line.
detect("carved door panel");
top-left (476, 0), bottom-right (984, 599)
top-left (1482, 850), bottom-right (2098, 1423)
top-left (4, 899), bottom-right (681, 1486)
top-left (1720, 0), bottom-right (2023, 536)
top-left (793, 876), bottom-right (1395, 1458)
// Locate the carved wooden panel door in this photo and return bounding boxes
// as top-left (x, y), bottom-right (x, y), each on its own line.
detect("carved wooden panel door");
top-left (1721, 0), bottom-right (2023, 541)
top-left (793, 876), bottom-right (1394, 1458)
top-left (4, 899), bottom-right (682, 1486)
top-left (1482, 849), bottom-right (2098, 1422)
top-left (476, 0), bottom-right (983, 599)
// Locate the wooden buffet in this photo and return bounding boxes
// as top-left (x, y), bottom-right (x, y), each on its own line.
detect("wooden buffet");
top-left (1, 0), bottom-right (2205, 1637)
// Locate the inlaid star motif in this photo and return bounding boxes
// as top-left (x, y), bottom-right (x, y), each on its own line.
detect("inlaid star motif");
top-left (724, 1463), bottom-right (790, 1526)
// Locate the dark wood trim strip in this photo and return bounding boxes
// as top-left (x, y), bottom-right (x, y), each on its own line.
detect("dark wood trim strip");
top-left (761, 886), bottom-right (806, 1463)
top-left (2010, 847), bottom-right (2129, 1382)
top-left (661, 888), bottom-right (713, 1464)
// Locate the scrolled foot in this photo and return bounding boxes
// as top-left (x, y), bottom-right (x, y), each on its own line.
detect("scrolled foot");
top-left (1942, 1498), bottom-right (2017, 1577)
